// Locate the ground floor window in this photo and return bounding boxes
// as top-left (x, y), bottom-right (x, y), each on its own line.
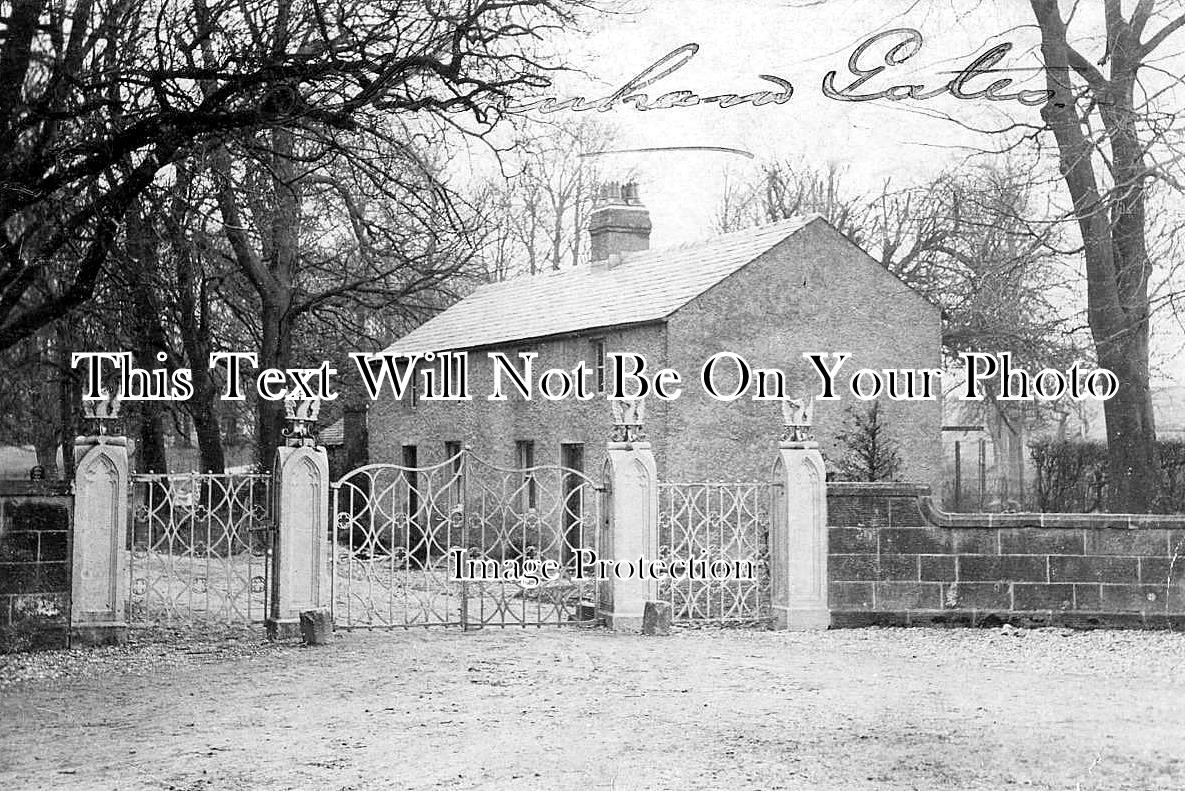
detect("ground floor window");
top-left (402, 444), bottom-right (419, 517)
top-left (516, 440), bottom-right (537, 509)
top-left (560, 443), bottom-right (585, 563)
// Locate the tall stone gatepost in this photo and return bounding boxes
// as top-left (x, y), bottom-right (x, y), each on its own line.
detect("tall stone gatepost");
top-left (597, 399), bottom-right (659, 631)
top-left (71, 392), bottom-right (129, 646)
top-left (770, 398), bottom-right (830, 630)
top-left (267, 397), bottom-right (332, 640)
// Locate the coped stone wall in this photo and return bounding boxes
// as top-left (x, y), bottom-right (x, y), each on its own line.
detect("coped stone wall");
top-left (0, 481), bottom-right (73, 651)
top-left (828, 483), bottom-right (1185, 629)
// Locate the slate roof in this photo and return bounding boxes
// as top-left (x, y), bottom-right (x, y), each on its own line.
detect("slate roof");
top-left (318, 418), bottom-right (344, 446)
top-left (384, 214), bottom-right (822, 355)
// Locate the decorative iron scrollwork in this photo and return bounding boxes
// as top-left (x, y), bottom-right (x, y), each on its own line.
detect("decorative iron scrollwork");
top-left (657, 482), bottom-right (772, 624)
top-left (330, 453), bottom-right (602, 629)
top-left (127, 472), bottom-right (273, 625)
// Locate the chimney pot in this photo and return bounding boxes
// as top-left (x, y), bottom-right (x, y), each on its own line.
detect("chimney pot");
top-left (589, 181), bottom-right (650, 263)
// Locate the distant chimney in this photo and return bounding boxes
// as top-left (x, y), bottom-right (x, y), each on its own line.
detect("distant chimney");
top-left (589, 181), bottom-right (651, 266)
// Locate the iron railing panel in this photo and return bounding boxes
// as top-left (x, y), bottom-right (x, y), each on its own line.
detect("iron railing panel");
top-left (127, 473), bottom-right (273, 626)
top-left (331, 449), bottom-right (601, 630)
top-left (657, 481), bottom-right (772, 624)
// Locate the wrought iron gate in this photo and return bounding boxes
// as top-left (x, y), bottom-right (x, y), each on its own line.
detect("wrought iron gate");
top-left (127, 473), bottom-right (273, 625)
top-left (657, 482), bottom-right (772, 624)
top-left (331, 450), bottom-right (602, 629)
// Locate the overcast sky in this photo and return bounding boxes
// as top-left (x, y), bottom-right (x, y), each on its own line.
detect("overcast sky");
top-left (538, 0), bottom-right (1048, 239)
top-left (463, 0), bottom-right (1185, 384)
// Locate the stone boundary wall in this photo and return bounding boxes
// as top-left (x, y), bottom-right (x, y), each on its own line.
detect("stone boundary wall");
top-left (0, 481), bottom-right (73, 651)
top-left (827, 482), bottom-right (1185, 629)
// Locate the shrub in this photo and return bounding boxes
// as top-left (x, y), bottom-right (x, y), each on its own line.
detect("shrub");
top-left (1029, 438), bottom-right (1185, 513)
top-left (833, 402), bottom-right (903, 482)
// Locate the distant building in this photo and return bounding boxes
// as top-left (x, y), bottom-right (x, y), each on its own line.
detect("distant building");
top-left (367, 184), bottom-right (943, 486)
top-left (318, 405), bottom-right (368, 482)
top-left (0, 445), bottom-right (44, 479)
top-left (318, 418), bottom-right (345, 477)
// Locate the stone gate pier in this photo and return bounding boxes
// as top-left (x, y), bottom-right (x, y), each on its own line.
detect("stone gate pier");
top-left (70, 397), bottom-right (130, 646)
top-left (267, 397), bottom-right (331, 640)
top-left (598, 400), bottom-right (659, 630)
top-left (769, 406), bottom-right (830, 630)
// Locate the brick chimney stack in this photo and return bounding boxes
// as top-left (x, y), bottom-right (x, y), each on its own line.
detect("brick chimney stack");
top-left (589, 181), bottom-right (651, 266)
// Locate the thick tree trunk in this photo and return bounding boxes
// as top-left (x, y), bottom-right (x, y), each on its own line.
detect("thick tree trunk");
top-left (190, 403), bottom-right (225, 473)
top-left (136, 404), bottom-right (169, 474)
top-left (175, 270), bottom-right (224, 474)
top-left (254, 123), bottom-right (300, 468)
top-left (1029, 0), bottom-right (1163, 512)
top-left (182, 341), bottom-right (226, 474)
top-left (57, 323), bottom-right (75, 481)
top-left (255, 300), bottom-right (293, 467)
top-left (169, 165), bottom-right (226, 474)
top-left (1097, 327), bottom-right (1159, 511)
top-left (127, 208), bottom-right (170, 475)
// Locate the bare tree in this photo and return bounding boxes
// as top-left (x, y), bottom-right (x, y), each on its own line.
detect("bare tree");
top-left (719, 158), bottom-right (1091, 501)
top-left (206, 122), bottom-right (484, 462)
top-left (0, 333), bottom-right (68, 474)
top-left (717, 160), bottom-right (1081, 363)
top-left (0, 0), bottom-right (591, 353)
top-left (162, 162), bottom-right (234, 474)
top-left (714, 160), bottom-right (869, 243)
top-left (1025, 0), bottom-right (1185, 510)
top-left (480, 117), bottom-right (620, 278)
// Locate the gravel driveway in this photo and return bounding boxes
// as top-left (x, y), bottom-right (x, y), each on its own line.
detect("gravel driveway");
top-left (2, 626), bottom-right (1183, 790)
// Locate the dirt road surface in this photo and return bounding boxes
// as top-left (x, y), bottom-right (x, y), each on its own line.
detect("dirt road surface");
top-left (2, 626), bottom-right (1183, 790)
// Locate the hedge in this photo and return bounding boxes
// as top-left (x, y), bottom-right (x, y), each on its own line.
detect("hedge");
top-left (1029, 438), bottom-right (1185, 513)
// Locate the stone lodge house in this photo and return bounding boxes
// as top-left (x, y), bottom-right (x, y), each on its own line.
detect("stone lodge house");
top-left (367, 187), bottom-right (942, 487)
